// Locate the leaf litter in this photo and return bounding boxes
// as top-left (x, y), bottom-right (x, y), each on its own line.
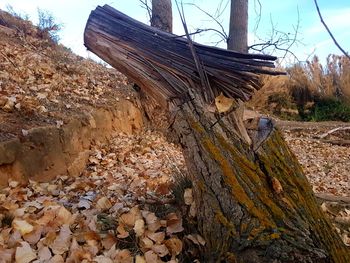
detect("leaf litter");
top-left (0, 131), bottom-right (205, 262)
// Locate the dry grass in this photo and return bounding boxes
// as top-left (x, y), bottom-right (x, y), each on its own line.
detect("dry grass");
top-left (250, 55), bottom-right (350, 121)
top-left (288, 55), bottom-right (350, 102)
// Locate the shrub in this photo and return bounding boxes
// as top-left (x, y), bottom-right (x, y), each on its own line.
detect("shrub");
top-left (285, 55), bottom-right (350, 121)
top-left (36, 8), bottom-right (62, 43)
top-left (309, 98), bottom-right (350, 122)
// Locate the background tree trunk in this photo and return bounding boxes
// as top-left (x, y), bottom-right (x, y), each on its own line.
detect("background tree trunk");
top-left (151, 0), bottom-right (172, 32)
top-left (227, 0), bottom-right (250, 144)
top-left (228, 0), bottom-right (248, 52)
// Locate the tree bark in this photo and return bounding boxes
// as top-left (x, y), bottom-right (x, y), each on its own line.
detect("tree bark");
top-left (170, 97), bottom-right (349, 262)
top-left (84, 6), bottom-right (350, 262)
top-left (228, 0), bottom-right (248, 52)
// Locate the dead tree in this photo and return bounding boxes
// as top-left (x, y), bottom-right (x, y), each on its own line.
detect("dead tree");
top-left (84, 5), bottom-right (350, 262)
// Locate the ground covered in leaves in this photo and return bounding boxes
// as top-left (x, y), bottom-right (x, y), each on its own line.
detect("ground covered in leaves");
top-left (0, 11), bottom-right (137, 141)
top-left (281, 122), bottom-right (349, 197)
top-left (0, 132), bottom-right (205, 262)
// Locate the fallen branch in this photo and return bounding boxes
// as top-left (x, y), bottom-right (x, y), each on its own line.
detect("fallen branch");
top-left (317, 126), bottom-right (350, 139)
top-left (315, 193), bottom-right (350, 204)
top-left (320, 139), bottom-right (350, 147)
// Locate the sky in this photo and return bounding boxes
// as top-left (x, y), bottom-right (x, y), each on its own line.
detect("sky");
top-left (0, 0), bottom-right (349, 65)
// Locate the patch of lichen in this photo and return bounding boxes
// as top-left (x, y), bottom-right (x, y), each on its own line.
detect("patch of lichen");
top-left (188, 116), bottom-right (278, 232)
top-left (187, 116), bottom-right (350, 262)
top-left (258, 130), bottom-right (350, 262)
top-left (216, 134), bottom-right (286, 225)
top-left (215, 211), bottom-right (237, 237)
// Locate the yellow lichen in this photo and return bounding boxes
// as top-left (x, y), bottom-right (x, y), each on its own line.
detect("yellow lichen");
top-left (215, 211), bottom-right (236, 237)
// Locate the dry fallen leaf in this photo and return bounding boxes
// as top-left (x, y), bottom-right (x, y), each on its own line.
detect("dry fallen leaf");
top-left (271, 177), bottom-right (283, 194)
top-left (49, 224), bottom-right (71, 255)
top-left (146, 231), bottom-right (165, 244)
top-left (142, 211), bottom-right (161, 232)
top-left (215, 93), bottom-right (235, 113)
top-left (117, 223), bottom-right (130, 239)
top-left (184, 188), bottom-right (193, 205)
top-left (135, 255), bottom-right (146, 263)
top-left (12, 219), bottom-right (34, 236)
top-left (15, 241), bottom-right (37, 263)
top-left (152, 244), bottom-right (169, 257)
top-left (96, 197), bottom-right (112, 211)
top-left (0, 247), bottom-right (15, 263)
top-left (134, 219), bottom-right (145, 237)
top-left (166, 213), bottom-right (184, 235)
top-left (37, 246), bottom-right (52, 261)
top-left (23, 225), bottom-right (43, 244)
top-left (94, 255), bottom-right (113, 263)
top-left (144, 250), bottom-right (158, 263)
top-left (165, 237), bottom-right (183, 256)
top-left (56, 206), bottom-right (73, 225)
top-left (114, 249), bottom-right (133, 263)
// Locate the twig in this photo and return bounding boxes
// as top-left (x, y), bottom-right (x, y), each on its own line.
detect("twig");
top-left (175, 0), bottom-right (214, 102)
top-left (0, 50), bottom-right (18, 69)
top-left (313, 0), bottom-right (350, 60)
top-left (186, 3), bottom-right (228, 41)
top-left (139, 0), bottom-right (152, 22)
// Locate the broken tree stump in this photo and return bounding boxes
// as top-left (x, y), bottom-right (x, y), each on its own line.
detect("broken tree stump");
top-left (84, 5), bottom-right (350, 262)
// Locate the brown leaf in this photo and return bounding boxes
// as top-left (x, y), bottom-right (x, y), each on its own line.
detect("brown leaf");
top-left (114, 249), bottom-right (133, 263)
top-left (49, 224), bottom-right (71, 255)
top-left (164, 237), bottom-right (183, 256)
top-left (117, 223), bottom-right (130, 239)
top-left (96, 197), bottom-right (112, 211)
top-left (134, 219), bottom-right (145, 237)
top-left (144, 250), bottom-right (158, 263)
top-left (215, 93), bottom-right (235, 113)
top-left (146, 231), bottom-right (165, 244)
top-left (142, 211), bottom-right (161, 232)
top-left (152, 244), bottom-right (169, 257)
top-left (272, 177), bottom-right (283, 194)
top-left (0, 247), bottom-right (15, 263)
top-left (120, 207), bottom-right (142, 227)
top-left (37, 246), bottom-right (52, 261)
top-left (12, 219), bottom-right (33, 236)
top-left (23, 225), bottom-right (43, 244)
top-left (166, 213), bottom-right (184, 235)
top-left (15, 241), bottom-right (37, 263)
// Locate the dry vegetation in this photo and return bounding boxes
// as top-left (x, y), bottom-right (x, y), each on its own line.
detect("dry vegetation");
top-left (251, 55), bottom-right (350, 121)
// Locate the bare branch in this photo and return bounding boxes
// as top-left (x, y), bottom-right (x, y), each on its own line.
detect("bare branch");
top-left (313, 0), bottom-right (350, 60)
top-left (253, 0), bottom-right (262, 33)
top-left (138, 0), bottom-right (152, 22)
top-left (248, 7), bottom-right (302, 63)
top-left (186, 3), bottom-right (228, 40)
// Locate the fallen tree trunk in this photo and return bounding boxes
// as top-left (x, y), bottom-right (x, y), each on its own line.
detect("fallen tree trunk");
top-left (84, 5), bottom-right (350, 262)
